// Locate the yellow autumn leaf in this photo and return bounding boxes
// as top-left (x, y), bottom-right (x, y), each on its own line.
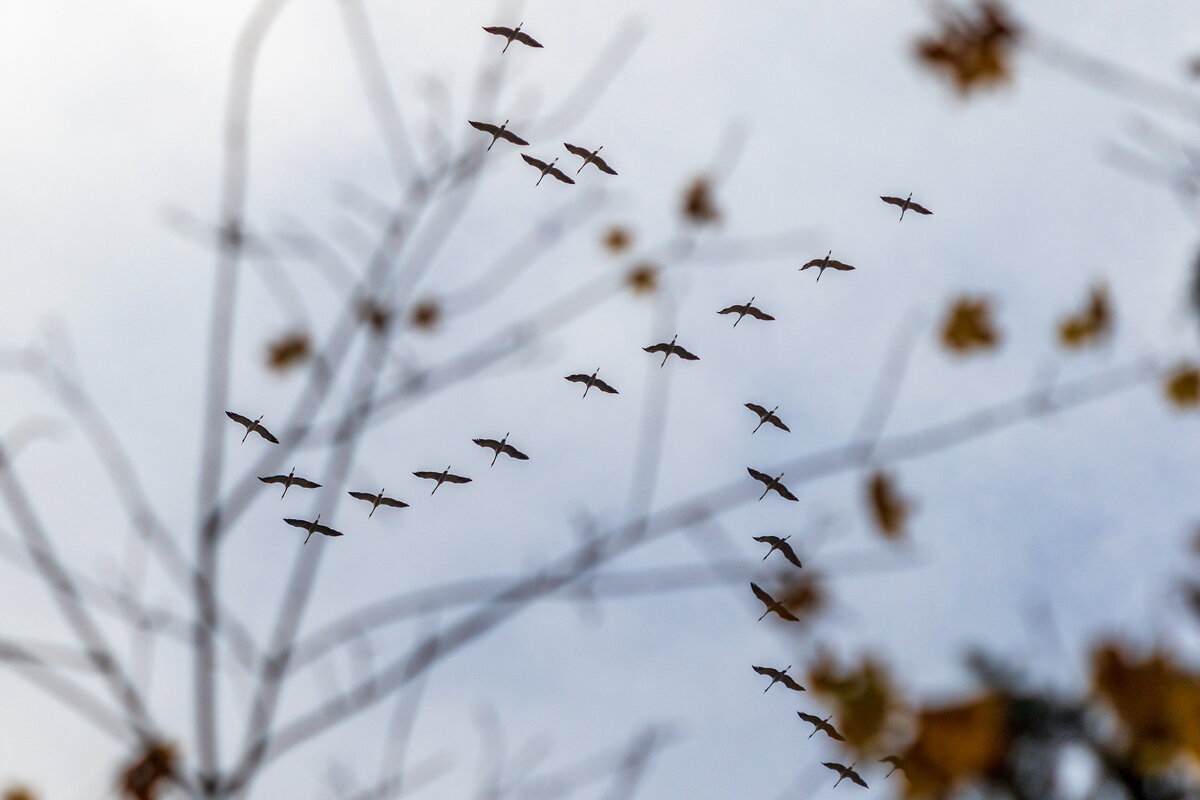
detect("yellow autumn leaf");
top-left (900, 694), bottom-right (1008, 798)
top-left (940, 296), bottom-right (1000, 354)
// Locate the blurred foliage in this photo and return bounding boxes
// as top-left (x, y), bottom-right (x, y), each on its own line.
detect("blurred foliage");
top-left (602, 225), bottom-right (633, 255)
top-left (899, 694), bottom-right (1008, 798)
top-left (1164, 364), bottom-right (1200, 409)
top-left (625, 262), bottom-right (660, 295)
top-left (119, 743), bottom-right (176, 800)
top-left (357, 299), bottom-right (393, 334)
top-left (681, 176), bottom-right (721, 226)
top-left (916, 1), bottom-right (1019, 96)
top-left (866, 470), bottom-right (912, 540)
top-left (265, 331), bottom-right (312, 373)
top-left (940, 296), bottom-right (1001, 354)
top-left (808, 653), bottom-right (906, 755)
top-left (1058, 283), bottom-right (1113, 350)
top-left (2, 787), bottom-right (36, 800)
top-left (774, 572), bottom-right (827, 626)
top-left (409, 299), bottom-right (442, 332)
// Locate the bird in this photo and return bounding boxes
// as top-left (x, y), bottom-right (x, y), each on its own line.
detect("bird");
top-left (822, 762), bottom-right (868, 789)
top-left (800, 251), bottom-right (856, 283)
top-left (752, 665), bottom-right (805, 693)
top-left (563, 143), bottom-right (617, 175)
top-left (797, 712), bottom-right (846, 742)
top-left (473, 433), bottom-right (530, 466)
top-left (482, 22), bottom-right (543, 53)
top-left (747, 468), bottom-right (798, 502)
top-left (413, 466), bottom-right (472, 495)
top-left (521, 155), bottom-right (576, 186)
top-left (469, 119), bottom-right (529, 151)
top-left (750, 582), bottom-right (799, 622)
top-left (225, 411), bottom-right (279, 444)
top-left (258, 468), bottom-right (321, 498)
top-left (347, 489), bottom-right (409, 518)
top-left (283, 515), bottom-right (344, 545)
top-left (643, 335), bottom-right (700, 367)
top-left (880, 193), bottom-right (932, 222)
top-left (717, 297), bottom-right (774, 327)
top-left (744, 403), bottom-right (790, 434)
top-left (752, 535), bottom-right (803, 569)
top-left (564, 369), bottom-right (619, 398)
top-left (879, 756), bottom-right (906, 779)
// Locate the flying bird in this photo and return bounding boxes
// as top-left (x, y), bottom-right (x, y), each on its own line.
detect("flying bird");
top-left (800, 251), bottom-right (856, 283)
top-left (347, 489), bottom-right (409, 518)
top-left (752, 664), bottom-right (805, 693)
top-left (413, 466), bottom-right (473, 495)
top-left (482, 22), bottom-right (543, 53)
top-left (521, 154), bottom-right (576, 186)
top-left (473, 433), bottom-right (529, 466)
top-left (717, 297), bottom-right (774, 327)
top-left (225, 411), bottom-right (279, 444)
top-left (283, 515), bottom-right (344, 545)
top-left (879, 756), bottom-right (906, 779)
top-left (880, 193), bottom-right (932, 222)
top-left (469, 119), bottom-right (529, 151)
top-left (643, 335), bottom-right (700, 367)
top-left (750, 582), bottom-right (799, 622)
top-left (744, 403), bottom-right (790, 434)
top-left (258, 468), bottom-right (321, 498)
top-left (798, 712), bottom-right (846, 742)
top-left (747, 468), bottom-right (798, 502)
top-left (752, 535), bottom-right (803, 569)
top-left (822, 762), bottom-right (868, 789)
top-left (565, 368), bottom-right (619, 398)
top-left (563, 143), bottom-right (617, 175)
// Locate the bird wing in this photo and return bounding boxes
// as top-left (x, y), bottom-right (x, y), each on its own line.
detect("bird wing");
top-left (283, 518), bottom-right (313, 529)
top-left (291, 477), bottom-right (321, 489)
top-left (379, 496), bottom-right (409, 508)
top-left (563, 143), bottom-right (591, 158)
top-left (252, 425), bottom-right (280, 443)
top-left (473, 438), bottom-right (501, 450)
top-left (745, 306), bottom-right (774, 320)
top-left (564, 374), bottom-right (589, 384)
top-left (498, 129), bottom-right (529, 145)
top-left (592, 378), bottom-right (619, 394)
top-left (226, 411), bottom-right (253, 427)
top-left (469, 120), bottom-right (499, 135)
top-left (827, 726), bottom-right (846, 742)
top-left (908, 201), bottom-right (933, 215)
top-left (880, 195), bottom-right (905, 207)
top-left (880, 756), bottom-right (903, 767)
top-left (822, 763), bottom-right (846, 775)
top-left (797, 711), bottom-right (822, 726)
top-left (501, 444), bottom-right (529, 460)
top-left (801, 258), bottom-right (825, 269)
top-left (750, 582), bottom-right (774, 606)
top-left (348, 491), bottom-right (376, 503)
top-left (849, 771), bottom-right (868, 788)
top-left (513, 31), bottom-right (543, 47)
top-left (717, 305), bottom-right (743, 315)
top-left (413, 471), bottom-right (441, 480)
top-left (767, 415), bottom-right (791, 432)
top-left (772, 482), bottom-right (799, 502)
top-left (827, 260), bottom-right (856, 271)
top-left (752, 535), bottom-right (781, 546)
top-left (777, 540), bottom-right (804, 568)
top-left (643, 343), bottom-right (670, 354)
top-left (779, 674), bottom-right (805, 691)
top-left (258, 475), bottom-right (288, 485)
top-left (747, 468), bottom-right (772, 485)
top-left (745, 403), bottom-right (768, 417)
top-left (314, 524), bottom-right (344, 538)
top-left (591, 154), bottom-right (617, 175)
top-left (521, 154), bottom-right (547, 170)
top-left (482, 26), bottom-right (515, 36)
top-left (751, 665), bottom-right (777, 677)
top-left (672, 346), bottom-right (699, 361)
top-left (443, 473), bottom-right (472, 484)
top-left (547, 167), bottom-right (575, 184)
top-left (774, 605), bottom-right (800, 621)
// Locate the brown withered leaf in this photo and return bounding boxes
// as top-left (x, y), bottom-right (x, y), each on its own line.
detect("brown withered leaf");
top-left (1165, 364), bottom-right (1200, 409)
top-left (1057, 284), bottom-right (1112, 349)
top-left (626, 262), bottom-right (660, 295)
top-left (3, 787), bottom-right (37, 800)
top-left (773, 571), bottom-right (827, 625)
top-left (940, 296), bottom-right (1000, 354)
top-left (266, 331), bottom-right (311, 373)
top-left (602, 225), bottom-right (633, 255)
top-left (866, 470), bottom-right (911, 540)
top-left (900, 694), bottom-right (1008, 798)
top-left (120, 743), bottom-right (177, 800)
top-left (358, 299), bottom-right (393, 333)
top-left (808, 653), bottom-right (904, 755)
top-left (682, 177), bottom-right (721, 226)
top-left (916, 1), bottom-right (1019, 96)
top-left (409, 299), bottom-right (441, 331)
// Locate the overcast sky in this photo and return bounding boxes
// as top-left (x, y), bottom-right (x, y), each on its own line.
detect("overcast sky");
top-left (3, 1), bottom-right (1200, 798)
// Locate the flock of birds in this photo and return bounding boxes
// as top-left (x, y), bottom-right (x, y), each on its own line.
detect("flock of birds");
top-left (227, 20), bottom-right (935, 789)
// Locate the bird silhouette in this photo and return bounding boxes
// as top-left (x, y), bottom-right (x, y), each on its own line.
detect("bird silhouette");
top-left (643, 335), bottom-right (700, 367)
top-left (564, 368), bottom-right (619, 398)
top-left (469, 119), bottom-right (529, 151)
top-left (225, 411), bottom-right (279, 444)
top-left (747, 468), bottom-right (798, 502)
top-left (744, 403), bottom-right (790, 434)
top-left (283, 515), bottom-right (344, 544)
top-left (798, 712), bottom-right (846, 742)
top-left (750, 582), bottom-right (799, 622)
top-left (880, 193), bottom-right (932, 222)
top-left (521, 155), bottom-right (576, 186)
top-left (563, 143), bottom-right (618, 175)
top-left (258, 468), bottom-right (321, 498)
top-left (752, 664), bottom-right (805, 692)
top-left (800, 251), bottom-right (856, 283)
top-left (347, 489), bottom-right (409, 518)
top-left (717, 297), bottom-right (774, 327)
top-left (473, 433), bottom-right (530, 466)
top-left (413, 466), bottom-right (472, 495)
top-left (879, 756), bottom-right (906, 779)
top-left (752, 535), bottom-right (803, 569)
top-left (822, 762), bottom-right (868, 789)
top-left (482, 22), bottom-right (543, 52)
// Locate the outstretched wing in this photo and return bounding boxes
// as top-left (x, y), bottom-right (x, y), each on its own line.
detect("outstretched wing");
top-left (443, 473), bottom-right (473, 484)
top-left (767, 415), bottom-right (791, 432)
top-left (473, 438), bottom-right (501, 450)
top-left (643, 343), bottom-right (670, 354)
top-left (413, 471), bottom-right (442, 480)
top-left (797, 711), bottom-right (822, 726)
top-left (591, 154), bottom-right (617, 175)
top-left (745, 306), bottom-right (774, 320)
top-left (283, 518), bottom-right (313, 529)
top-left (750, 582), bottom-right (774, 607)
top-left (547, 167), bottom-right (576, 185)
top-left (378, 496), bottom-right (409, 508)
top-left (592, 378), bottom-right (619, 394)
top-left (717, 305), bottom-right (744, 315)
top-left (500, 444), bottom-right (529, 460)
top-left (498, 129), bottom-right (529, 145)
top-left (747, 467), bottom-right (772, 485)
top-left (291, 477), bottom-right (321, 489)
top-left (672, 345), bottom-right (700, 361)
top-left (753, 534), bottom-right (781, 546)
top-left (776, 540), bottom-right (804, 568)
top-left (482, 26), bottom-right (515, 36)
top-left (258, 475), bottom-right (288, 485)
top-left (751, 665), bottom-right (777, 678)
top-left (879, 195), bottom-right (906, 207)
top-left (771, 482), bottom-right (799, 502)
top-left (801, 258), bottom-right (825, 269)
top-left (314, 524), bottom-right (344, 538)
top-left (513, 31), bottom-right (542, 47)
top-left (348, 491), bottom-right (377, 503)
top-left (745, 403), bottom-right (769, 418)
top-left (822, 762), bottom-right (847, 775)
top-left (252, 425), bottom-right (280, 444)
top-left (908, 201), bottom-right (933, 215)
top-left (848, 770), bottom-right (868, 788)
top-left (225, 411), bottom-right (253, 427)
top-left (779, 674), bottom-right (806, 692)
top-left (827, 260), bottom-right (856, 272)
top-left (521, 154), bottom-right (548, 170)
top-left (469, 120), bottom-right (499, 135)
top-left (564, 374), bottom-right (590, 384)
top-left (563, 143), bottom-right (591, 158)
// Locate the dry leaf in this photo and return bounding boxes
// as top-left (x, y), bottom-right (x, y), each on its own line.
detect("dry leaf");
top-left (682, 177), bottom-right (721, 226)
top-left (3, 788), bottom-right (37, 800)
top-left (409, 299), bottom-right (441, 331)
top-left (1057, 284), bottom-right (1112, 349)
top-left (602, 225), bottom-right (633, 255)
top-left (120, 743), bottom-right (177, 800)
top-left (266, 331), bottom-right (311, 373)
top-left (358, 299), bottom-right (392, 333)
top-left (916, 1), bottom-right (1019, 96)
top-left (940, 296), bottom-right (1000, 354)
top-left (808, 653), bottom-right (904, 754)
top-left (1165, 364), bottom-right (1200, 409)
top-left (900, 694), bottom-right (1008, 798)
top-left (866, 470), bottom-right (912, 540)
top-left (626, 262), bottom-right (660, 295)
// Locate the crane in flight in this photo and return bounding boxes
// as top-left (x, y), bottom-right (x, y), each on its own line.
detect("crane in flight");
top-left (564, 369), bottom-right (619, 398)
top-left (801, 251), bottom-right (856, 283)
top-left (563, 144), bottom-right (618, 175)
top-left (752, 664), bottom-right (805, 693)
top-left (469, 119), bottom-right (529, 151)
top-left (879, 756), bottom-right (906, 779)
top-left (225, 411), bottom-right (279, 444)
top-left (258, 468), bottom-right (321, 498)
top-left (482, 22), bottom-right (543, 53)
top-left (880, 193), bottom-right (932, 222)
top-left (347, 489), bottom-right (409, 518)
top-left (521, 155), bottom-right (576, 186)
top-left (752, 535), bottom-right (803, 569)
top-left (744, 403), bottom-right (790, 434)
top-left (284, 515), bottom-right (344, 544)
top-left (797, 712), bottom-right (845, 742)
top-left (413, 466), bottom-right (473, 494)
top-left (717, 297), bottom-right (774, 327)
top-left (473, 433), bottom-right (530, 466)
top-left (748, 468), bottom-right (798, 502)
top-left (822, 762), bottom-right (868, 789)
top-left (643, 335), bottom-right (700, 367)
top-left (750, 582), bottom-right (799, 622)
